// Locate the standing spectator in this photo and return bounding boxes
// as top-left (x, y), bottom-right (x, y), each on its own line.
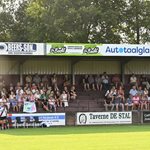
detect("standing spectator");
top-left (83, 75), bottom-right (90, 91)
top-left (101, 72), bottom-right (109, 92)
top-left (95, 75), bottom-right (102, 91)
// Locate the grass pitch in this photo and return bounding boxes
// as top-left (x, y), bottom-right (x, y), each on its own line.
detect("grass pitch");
top-left (0, 125), bottom-right (150, 150)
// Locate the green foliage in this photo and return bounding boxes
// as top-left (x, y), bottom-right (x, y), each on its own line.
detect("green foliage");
top-left (0, 0), bottom-right (149, 43)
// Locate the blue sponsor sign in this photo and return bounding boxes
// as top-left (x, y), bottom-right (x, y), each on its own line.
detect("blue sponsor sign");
top-left (8, 113), bottom-right (66, 126)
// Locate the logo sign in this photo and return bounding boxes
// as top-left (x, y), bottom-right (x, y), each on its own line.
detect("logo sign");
top-left (0, 42), bottom-right (44, 55)
top-left (76, 112), bottom-right (132, 125)
top-left (23, 102), bottom-right (37, 113)
top-left (102, 44), bottom-right (150, 56)
top-left (143, 111), bottom-right (150, 123)
top-left (46, 43), bottom-right (102, 56)
top-left (7, 113), bottom-right (66, 126)
top-left (46, 43), bottom-right (150, 56)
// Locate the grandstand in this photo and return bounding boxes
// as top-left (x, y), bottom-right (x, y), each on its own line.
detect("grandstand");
top-left (0, 42), bottom-right (150, 128)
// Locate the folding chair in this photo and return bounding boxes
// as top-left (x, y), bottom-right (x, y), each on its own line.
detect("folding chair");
top-left (25, 117), bottom-right (34, 128)
top-left (33, 116), bottom-right (42, 127)
top-left (16, 117), bottom-right (25, 128)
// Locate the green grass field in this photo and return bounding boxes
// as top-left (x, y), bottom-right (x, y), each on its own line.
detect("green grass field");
top-left (1, 125), bottom-right (150, 150)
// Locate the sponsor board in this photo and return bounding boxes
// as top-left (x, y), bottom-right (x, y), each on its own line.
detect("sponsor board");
top-left (143, 111), bottom-right (150, 123)
top-left (8, 113), bottom-right (66, 126)
top-left (46, 43), bottom-right (150, 57)
top-left (46, 43), bottom-right (103, 56)
top-left (76, 112), bottom-right (132, 125)
top-left (0, 42), bottom-right (44, 55)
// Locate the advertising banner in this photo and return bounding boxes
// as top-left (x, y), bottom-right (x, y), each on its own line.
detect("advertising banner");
top-left (0, 42), bottom-right (44, 55)
top-left (23, 102), bottom-right (37, 113)
top-left (76, 112), bottom-right (132, 125)
top-left (8, 113), bottom-right (66, 126)
top-left (46, 43), bottom-right (150, 57)
top-left (143, 111), bottom-right (150, 123)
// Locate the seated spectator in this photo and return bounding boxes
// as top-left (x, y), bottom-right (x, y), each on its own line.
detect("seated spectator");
top-left (112, 74), bottom-right (121, 88)
top-left (9, 91), bottom-right (17, 112)
top-left (88, 75), bottom-right (96, 90)
top-left (33, 73), bottom-right (41, 86)
top-left (117, 86), bottom-right (125, 102)
top-left (83, 75), bottom-right (90, 91)
top-left (60, 91), bottom-right (69, 107)
top-left (42, 99), bottom-right (49, 111)
top-left (114, 96), bottom-right (124, 112)
top-left (142, 87), bottom-right (149, 110)
top-left (137, 86), bottom-right (143, 99)
top-left (48, 96), bottom-right (56, 112)
top-left (51, 73), bottom-right (58, 91)
top-left (16, 91), bottom-right (23, 112)
top-left (129, 85), bottom-right (138, 99)
top-left (101, 72), bottom-right (109, 92)
top-left (25, 74), bottom-right (32, 87)
top-left (130, 73), bottom-right (137, 87)
top-left (70, 85), bottom-right (77, 101)
top-left (63, 75), bottom-right (71, 87)
top-left (42, 75), bottom-right (49, 88)
top-left (63, 86), bottom-right (70, 101)
top-left (9, 83), bottom-right (14, 93)
top-left (125, 98), bottom-right (133, 111)
top-left (104, 89), bottom-right (114, 111)
top-left (95, 75), bottom-right (102, 91)
top-left (55, 90), bottom-right (61, 107)
top-left (132, 94), bottom-right (140, 110)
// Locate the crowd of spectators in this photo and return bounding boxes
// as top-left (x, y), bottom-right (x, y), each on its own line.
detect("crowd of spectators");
top-left (104, 73), bottom-right (150, 111)
top-left (0, 74), bottom-right (77, 113)
top-left (82, 72), bottom-right (150, 111)
top-left (0, 72), bottom-right (150, 113)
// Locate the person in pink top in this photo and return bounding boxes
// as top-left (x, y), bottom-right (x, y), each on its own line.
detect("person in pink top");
top-left (132, 94), bottom-right (140, 110)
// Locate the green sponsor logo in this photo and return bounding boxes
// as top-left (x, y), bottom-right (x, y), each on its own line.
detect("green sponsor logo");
top-left (50, 44), bottom-right (66, 54)
top-left (83, 44), bottom-right (99, 54)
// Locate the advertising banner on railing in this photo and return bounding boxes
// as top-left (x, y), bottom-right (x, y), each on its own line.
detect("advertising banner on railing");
top-left (8, 113), bottom-right (66, 126)
top-left (46, 43), bottom-right (150, 57)
top-left (0, 42), bottom-right (44, 55)
top-left (23, 102), bottom-right (37, 113)
top-left (76, 112), bottom-right (132, 125)
top-left (142, 111), bottom-right (150, 123)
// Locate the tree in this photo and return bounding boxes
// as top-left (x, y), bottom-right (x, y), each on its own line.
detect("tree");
top-left (123, 0), bottom-right (150, 44)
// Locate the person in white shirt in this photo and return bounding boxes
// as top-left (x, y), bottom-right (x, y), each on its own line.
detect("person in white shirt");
top-left (130, 73), bottom-right (137, 87)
